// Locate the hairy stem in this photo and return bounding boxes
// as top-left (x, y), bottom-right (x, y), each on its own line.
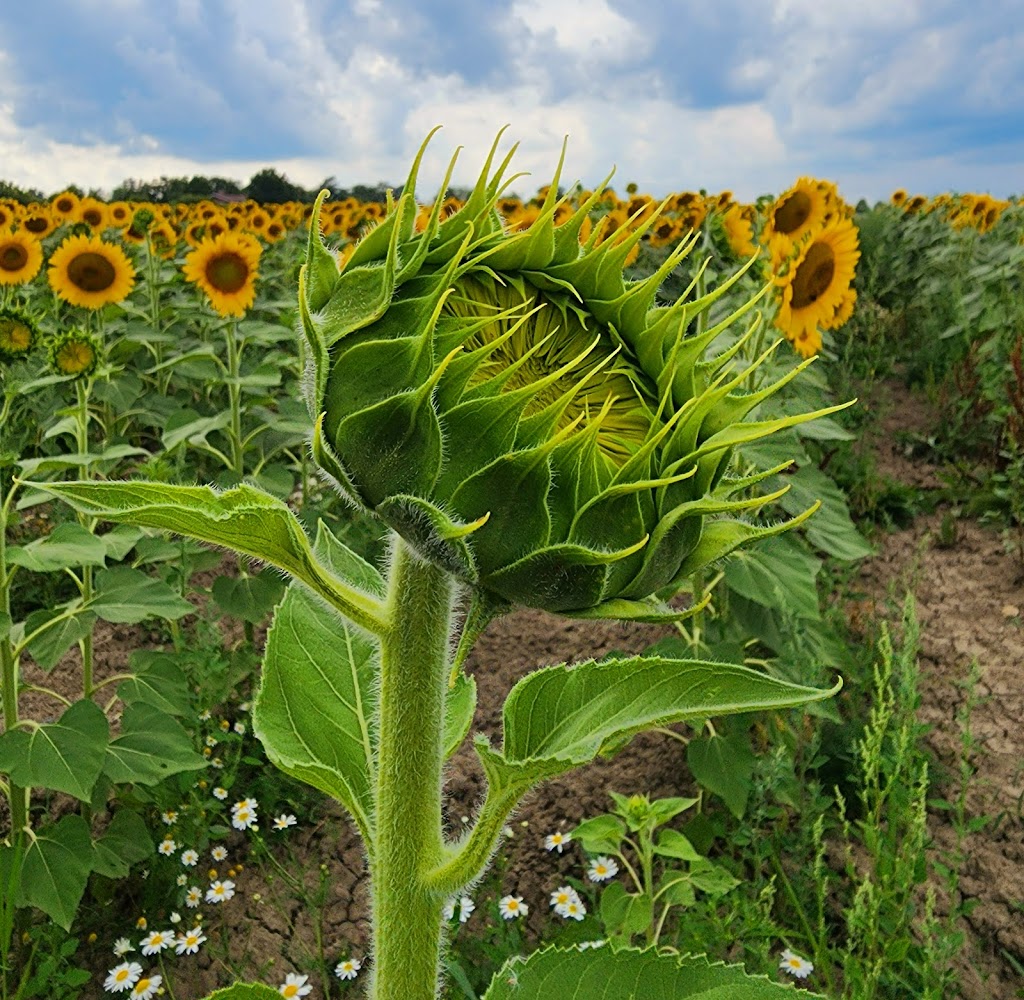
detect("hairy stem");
top-left (370, 537), bottom-right (455, 1000)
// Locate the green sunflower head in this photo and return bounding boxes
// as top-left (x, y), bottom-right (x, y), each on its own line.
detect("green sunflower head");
top-left (0, 308), bottom-right (39, 363)
top-left (48, 329), bottom-right (101, 380)
top-left (300, 130), bottom-right (837, 621)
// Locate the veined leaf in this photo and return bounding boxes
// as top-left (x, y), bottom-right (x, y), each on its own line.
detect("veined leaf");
top-left (0, 699), bottom-right (108, 801)
top-left (91, 567), bottom-right (194, 624)
top-left (92, 809), bottom-right (152, 878)
top-left (103, 703), bottom-right (207, 785)
top-left (27, 481), bottom-right (387, 635)
top-left (483, 946), bottom-right (825, 998)
top-left (480, 656), bottom-right (838, 793)
top-left (200, 985), bottom-right (281, 999)
top-left (254, 522), bottom-right (382, 846)
top-left (17, 815), bottom-right (93, 930)
top-left (6, 523), bottom-right (107, 572)
top-left (22, 609), bottom-right (97, 672)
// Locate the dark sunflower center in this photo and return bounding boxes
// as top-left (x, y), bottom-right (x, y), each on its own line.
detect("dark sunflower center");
top-left (774, 191), bottom-right (812, 234)
top-left (83, 209), bottom-right (103, 227)
top-left (205, 252), bottom-right (249, 293)
top-left (790, 242), bottom-right (836, 309)
top-left (56, 198), bottom-right (74, 214)
top-left (68, 252), bottom-right (117, 292)
top-left (24, 216), bottom-right (48, 234)
top-left (0, 244), bottom-right (28, 271)
top-left (443, 275), bottom-right (652, 463)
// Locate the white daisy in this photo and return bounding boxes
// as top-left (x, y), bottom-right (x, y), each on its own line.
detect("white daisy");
top-left (175, 929), bottom-right (207, 955)
top-left (544, 830), bottom-right (572, 853)
top-left (206, 880), bottom-right (236, 904)
top-left (139, 930), bottom-right (172, 956)
top-left (103, 961), bottom-right (142, 993)
top-left (112, 937), bottom-right (134, 958)
top-left (130, 975), bottom-right (161, 1000)
top-left (335, 957), bottom-right (362, 981)
top-left (211, 845), bottom-right (228, 861)
top-left (157, 839), bottom-right (177, 857)
top-left (185, 886), bottom-right (202, 908)
top-left (587, 856), bottom-right (619, 882)
top-left (273, 813), bottom-right (297, 831)
top-left (779, 949), bottom-right (814, 979)
top-left (278, 972), bottom-right (312, 997)
top-left (442, 895), bottom-right (475, 923)
top-left (181, 849), bottom-right (199, 867)
top-left (498, 895), bottom-right (528, 919)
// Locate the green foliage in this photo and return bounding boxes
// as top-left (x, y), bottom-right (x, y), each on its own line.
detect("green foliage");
top-left (483, 947), bottom-right (824, 999)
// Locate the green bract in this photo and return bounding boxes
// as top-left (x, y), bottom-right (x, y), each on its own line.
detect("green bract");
top-left (302, 131), bottom-right (839, 619)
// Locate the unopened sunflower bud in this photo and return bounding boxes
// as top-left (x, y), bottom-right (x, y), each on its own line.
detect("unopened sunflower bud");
top-left (302, 131), bottom-right (838, 619)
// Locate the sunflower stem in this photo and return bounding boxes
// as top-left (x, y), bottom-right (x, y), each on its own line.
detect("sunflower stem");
top-left (223, 320), bottom-right (245, 479)
top-left (370, 536), bottom-right (455, 1000)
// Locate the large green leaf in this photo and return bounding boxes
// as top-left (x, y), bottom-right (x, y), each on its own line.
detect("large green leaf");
top-left (91, 567), bottom-right (194, 623)
top-left (21, 608), bottom-right (97, 672)
top-left (779, 465), bottom-right (874, 562)
top-left (0, 699), bottom-right (108, 800)
top-left (483, 947), bottom-right (824, 998)
top-left (28, 481), bottom-right (387, 634)
top-left (116, 651), bottom-right (193, 716)
top-left (5, 523), bottom-right (108, 572)
top-left (92, 809), bottom-right (153, 878)
top-left (724, 535), bottom-right (822, 621)
top-left (212, 570), bottom-right (287, 623)
top-left (17, 815), bottom-right (93, 930)
top-left (102, 703), bottom-right (207, 785)
top-left (687, 727), bottom-right (756, 819)
top-left (254, 522), bottom-right (382, 845)
top-left (482, 656), bottom-right (838, 792)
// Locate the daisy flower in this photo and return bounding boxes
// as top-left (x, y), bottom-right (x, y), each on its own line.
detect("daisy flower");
top-left (578, 939), bottom-right (606, 950)
top-left (498, 895), bottom-right (528, 919)
top-left (169, 912), bottom-right (181, 925)
top-left (335, 957), bottom-right (362, 981)
top-left (779, 949), bottom-right (814, 979)
top-left (185, 886), bottom-right (202, 908)
top-left (103, 961), bottom-right (142, 993)
top-left (587, 856), bottom-right (619, 882)
top-left (442, 895), bottom-right (475, 923)
top-left (231, 805), bottom-right (257, 831)
top-left (198, 709), bottom-right (212, 721)
top-left (233, 721), bottom-right (246, 735)
top-left (213, 787), bottom-right (228, 801)
top-left (139, 930), bottom-right (172, 956)
top-left (561, 898), bottom-right (587, 921)
top-left (181, 849), bottom-right (199, 867)
top-left (175, 928), bottom-right (207, 955)
top-left (112, 938), bottom-right (134, 957)
top-left (273, 813), bottom-right (297, 831)
top-left (549, 886), bottom-right (581, 912)
top-left (161, 810), bottom-right (178, 826)
top-left (175, 874), bottom-right (188, 886)
top-left (544, 831), bottom-right (572, 853)
top-left (206, 880), bottom-right (235, 904)
top-left (157, 839), bottom-right (177, 857)
top-left (211, 845), bottom-right (228, 861)
top-left (278, 972), bottom-right (312, 997)
top-left (130, 975), bottom-right (161, 1000)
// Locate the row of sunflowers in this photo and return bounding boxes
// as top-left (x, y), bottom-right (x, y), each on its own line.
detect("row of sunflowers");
top-left (0, 175), bottom-right (1013, 375)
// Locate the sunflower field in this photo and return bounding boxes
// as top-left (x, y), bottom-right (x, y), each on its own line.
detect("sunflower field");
top-left (0, 141), bottom-right (1022, 1000)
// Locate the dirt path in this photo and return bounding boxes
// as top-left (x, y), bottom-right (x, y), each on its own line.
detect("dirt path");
top-left (852, 382), bottom-right (1024, 999)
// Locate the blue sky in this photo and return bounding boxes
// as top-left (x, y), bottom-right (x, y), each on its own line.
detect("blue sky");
top-left (1, 0), bottom-right (1022, 203)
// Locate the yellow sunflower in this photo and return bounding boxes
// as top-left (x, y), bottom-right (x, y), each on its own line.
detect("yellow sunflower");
top-left (721, 204), bottom-right (757, 259)
top-left (21, 205), bottom-right (57, 238)
top-left (50, 190), bottom-right (80, 219)
top-left (107, 201), bottom-right (133, 227)
top-left (0, 231), bottom-right (43, 285)
top-left (47, 233), bottom-right (137, 309)
top-left (765, 177), bottom-right (829, 244)
top-left (0, 202), bottom-right (19, 230)
top-left (775, 217), bottom-right (860, 355)
top-left (77, 197), bottom-right (108, 231)
top-left (890, 189), bottom-right (908, 207)
top-left (182, 231), bottom-right (261, 316)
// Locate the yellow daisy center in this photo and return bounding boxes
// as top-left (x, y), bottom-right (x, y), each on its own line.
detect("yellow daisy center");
top-left (282, 986), bottom-right (298, 998)
top-left (115, 969), bottom-right (130, 982)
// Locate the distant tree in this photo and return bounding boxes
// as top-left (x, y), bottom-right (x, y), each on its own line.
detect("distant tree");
top-left (110, 175), bottom-right (243, 203)
top-left (244, 168), bottom-right (310, 204)
top-left (0, 180), bottom-right (45, 204)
